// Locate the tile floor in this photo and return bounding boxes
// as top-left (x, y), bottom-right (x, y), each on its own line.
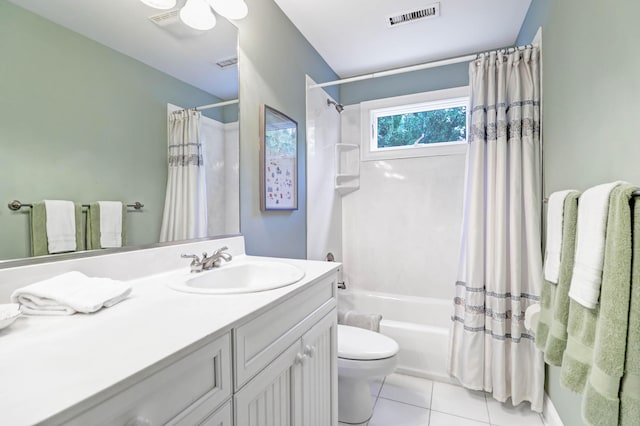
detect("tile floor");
top-left (363, 373), bottom-right (546, 426)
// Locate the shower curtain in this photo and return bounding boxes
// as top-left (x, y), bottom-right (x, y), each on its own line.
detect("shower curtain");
top-left (448, 47), bottom-right (544, 411)
top-left (159, 109), bottom-right (208, 242)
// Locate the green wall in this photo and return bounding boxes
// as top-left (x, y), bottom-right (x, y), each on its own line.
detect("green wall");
top-left (236, 0), bottom-right (338, 258)
top-left (517, 1), bottom-right (640, 425)
top-left (0, 0), bottom-right (227, 260)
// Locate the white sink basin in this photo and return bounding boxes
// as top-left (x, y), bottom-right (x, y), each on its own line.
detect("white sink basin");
top-left (167, 261), bottom-right (305, 294)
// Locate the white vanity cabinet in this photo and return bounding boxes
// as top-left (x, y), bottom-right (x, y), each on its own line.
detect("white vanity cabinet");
top-left (61, 332), bottom-right (233, 426)
top-left (234, 273), bottom-right (338, 426)
top-left (0, 251), bottom-right (339, 426)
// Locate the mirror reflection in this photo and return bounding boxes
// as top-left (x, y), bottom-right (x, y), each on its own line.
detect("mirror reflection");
top-left (0, 0), bottom-right (239, 262)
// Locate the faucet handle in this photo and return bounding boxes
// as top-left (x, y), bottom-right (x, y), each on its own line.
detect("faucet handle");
top-left (181, 253), bottom-right (203, 273)
top-left (213, 246), bottom-right (229, 255)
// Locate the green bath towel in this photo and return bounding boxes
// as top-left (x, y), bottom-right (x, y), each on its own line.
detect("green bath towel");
top-left (582, 184), bottom-right (638, 425)
top-left (560, 186), bottom-right (621, 393)
top-left (536, 276), bottom-right (554, 353)
top-left (86, 203), bottom-right (127, 250)
top-left (30, 202), bottom-right (84, 256)
top-left (620, 198), bottom-right (640, 426)
top-left (543, 192), bottom-right (580, 366)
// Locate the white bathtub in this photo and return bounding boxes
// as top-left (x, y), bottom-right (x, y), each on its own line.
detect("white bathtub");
top-left (338, 289), bottom-right (455, 383)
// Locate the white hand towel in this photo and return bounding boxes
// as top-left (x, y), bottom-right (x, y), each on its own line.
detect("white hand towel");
top-left (98, 201), bottom-right (123, 248)
top-left (544, 190), bottom-right (579, 283)
top-left (44, 200), bottom-right (76, 254)
top-left (10, 271), bottom-right (132, 316)
top-left (568, 181), bottom-right (625, 309)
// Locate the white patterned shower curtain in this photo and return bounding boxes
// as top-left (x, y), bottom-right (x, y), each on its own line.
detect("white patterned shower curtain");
top-left (448, 47), bottom-right (544, 411)
top-left (159, 109), bottom-right (208, 242)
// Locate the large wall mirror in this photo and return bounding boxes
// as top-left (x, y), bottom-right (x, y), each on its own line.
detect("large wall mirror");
top-left (0, 0), bottom-right (239, 264)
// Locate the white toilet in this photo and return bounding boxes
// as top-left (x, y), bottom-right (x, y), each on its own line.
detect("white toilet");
top-left (337, 324), bottom-right (399, 425)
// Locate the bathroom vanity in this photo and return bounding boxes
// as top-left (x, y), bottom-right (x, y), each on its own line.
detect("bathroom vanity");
top-left (0, 236), bottom-right (339, 425)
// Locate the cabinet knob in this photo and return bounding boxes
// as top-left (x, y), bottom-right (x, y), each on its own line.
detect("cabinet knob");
top-left (304, 345), bottom-right (316, 358)
top-left (125, 416), bottom-right (152, 426)
top-left (295, 353), bottom-right (307, 365)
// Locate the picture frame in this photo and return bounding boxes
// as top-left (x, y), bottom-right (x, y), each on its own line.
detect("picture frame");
top-left (259, 104), bottom-right (298, 211)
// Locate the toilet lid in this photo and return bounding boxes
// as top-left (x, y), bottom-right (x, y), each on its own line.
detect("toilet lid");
top-left (337, 325), bottom-right (399, 360)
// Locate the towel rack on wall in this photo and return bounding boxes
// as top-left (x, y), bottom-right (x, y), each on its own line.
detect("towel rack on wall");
top-left (543, 190), bottom-right (640, 204)
top-left (7, 200), bottom-right (144, 211)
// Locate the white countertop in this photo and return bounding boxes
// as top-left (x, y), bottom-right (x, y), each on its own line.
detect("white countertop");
top-left (0, 255), bottom-right (338, 425)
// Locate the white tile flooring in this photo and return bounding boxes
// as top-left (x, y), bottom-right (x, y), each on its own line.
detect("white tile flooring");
top-left (363, 373), bottom-right (546, 426)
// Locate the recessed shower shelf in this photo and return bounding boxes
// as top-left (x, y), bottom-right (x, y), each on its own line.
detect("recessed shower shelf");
top-left (335, 144), bottom-right (360, 195)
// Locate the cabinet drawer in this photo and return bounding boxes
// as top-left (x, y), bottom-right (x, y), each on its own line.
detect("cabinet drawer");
top-left (63, 333), bottom-right (232, 426)
top-left (234, 273), bottom-right (336, 390)
top-left (200, 399), bottom-right (233, 426)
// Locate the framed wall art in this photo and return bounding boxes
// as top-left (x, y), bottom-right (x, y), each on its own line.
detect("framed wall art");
top-left (259, 104), bottom-right (298, 211)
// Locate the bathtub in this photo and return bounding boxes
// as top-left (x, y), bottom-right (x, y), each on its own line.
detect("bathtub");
top-left (338, 289), bottom-right (455, 384)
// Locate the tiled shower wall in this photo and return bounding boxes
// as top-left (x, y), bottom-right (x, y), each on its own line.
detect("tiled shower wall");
top-left (306, 76), bottom-right (343, 262)
top-left (340, 105), bottom-right (466, 300)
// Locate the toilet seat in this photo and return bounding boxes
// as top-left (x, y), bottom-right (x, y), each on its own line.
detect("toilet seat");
top-left (337, 325), bottom-right (399, 360)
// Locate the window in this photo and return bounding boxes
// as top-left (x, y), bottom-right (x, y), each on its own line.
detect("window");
top-left (360, 87), bottom-right (469, 160)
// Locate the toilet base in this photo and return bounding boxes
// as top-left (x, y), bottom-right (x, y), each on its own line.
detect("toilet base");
top-left (338, 376), bottom-right (373, 424)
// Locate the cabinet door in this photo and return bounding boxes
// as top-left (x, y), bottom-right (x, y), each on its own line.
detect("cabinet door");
top-left (234, 340), bottom-right (303, 426)
top-left (301, 310), bottom-right (338, 426)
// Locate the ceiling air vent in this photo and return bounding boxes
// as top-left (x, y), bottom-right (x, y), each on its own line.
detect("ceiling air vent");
top-left (149, 9), bottom-right (180, 26)
top-left (387, 2), bottom-right (440, 27)
top-left (215, 57), bottom-right (238, 69)
top-left (149, 9), bottom-right (202, 39)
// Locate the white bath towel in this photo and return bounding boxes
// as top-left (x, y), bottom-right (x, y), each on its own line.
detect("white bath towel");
top-left (10, 271), bottom-right (132, 316)
top-left (544, 190), bottom-right (579, 283)
top-left (44, 200), bottom-right (76, 254)
top-left (568, 181), bottom-right (625, 309)
top-left (98, 201), bottom-right (123, 248)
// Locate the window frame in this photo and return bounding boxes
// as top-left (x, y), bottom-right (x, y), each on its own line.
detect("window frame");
top-left (360, 86), bottom-right (469, 161)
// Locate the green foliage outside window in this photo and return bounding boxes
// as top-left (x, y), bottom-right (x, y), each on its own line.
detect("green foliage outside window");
top-left (377, 106), bottom-right (467, 148)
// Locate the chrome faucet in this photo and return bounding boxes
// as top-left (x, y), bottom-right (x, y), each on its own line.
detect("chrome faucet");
top-left (181, 246), bottom-right (232, 273)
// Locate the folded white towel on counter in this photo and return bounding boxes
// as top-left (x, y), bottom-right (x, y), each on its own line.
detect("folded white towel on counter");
top-left (98, 201), bottom-right (123, 248)
top-left (338, 309), bottom-right (383, 332)
top-left (10, 271), bottom-right (132, 316)
top-left (44, 200), bottom-right (76, 254)
top-left (544, 190), bottom-right (579, 284)
top-left (568, 181), bottom-right (625, 309)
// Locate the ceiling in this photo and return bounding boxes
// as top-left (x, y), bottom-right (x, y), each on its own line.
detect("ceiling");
top-left (8, 0), bottom-right (239, 100)
top-left (274, 0), bottom-right (532, 78)
top-left (9, 0), bottom-right (532, 98)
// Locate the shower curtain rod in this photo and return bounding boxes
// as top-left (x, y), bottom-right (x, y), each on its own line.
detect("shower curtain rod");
top-left (188, 99), bottom-right (239, 112)
top-left (308, 44), bottom-right (534, 89)
top-left (195, 98), bottom-right (239, 111)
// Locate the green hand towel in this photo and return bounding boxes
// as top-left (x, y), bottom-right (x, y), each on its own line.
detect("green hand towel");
top-left (620, 198), bottom-right (640, 426)
top-left (582, 184), bottom-right (638, 425)
top-left (29, 202), bottom-right (48, 257)
top-left (86, 203), bottom-right (101, 250)
top-left (86, 203), bottom-right (127, 250)
top-left (74, 203), bottom-right (84, 252)
top-left (544, 192), bottom-right (580, 365)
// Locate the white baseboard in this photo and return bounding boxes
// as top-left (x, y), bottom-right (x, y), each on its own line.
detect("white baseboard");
top-left (543, 392), bottom-right (564, 426)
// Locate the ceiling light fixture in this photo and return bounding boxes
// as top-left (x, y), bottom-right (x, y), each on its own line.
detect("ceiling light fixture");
top-left (139, 0), bottom-right (177, 10)
top-left (179, 0), bottom-right (217, 30)
top-left (140, 0), bottom-right (248, 31)
top-left (208, 0), bottom-right (249, 20)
